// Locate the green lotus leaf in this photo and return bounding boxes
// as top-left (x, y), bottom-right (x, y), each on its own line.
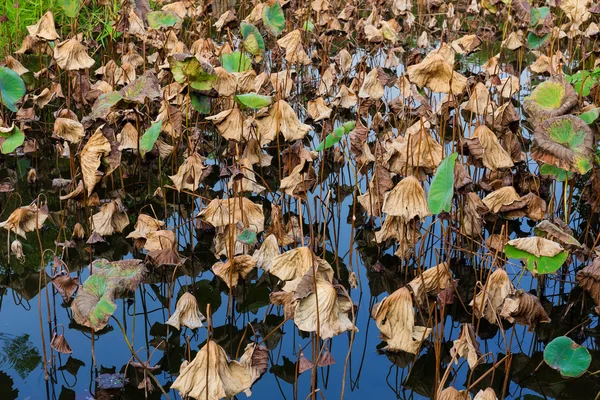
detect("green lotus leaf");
top-left (237, 228), bottom-right (257, 245)
top-left (579, 108), bottom-right (599, 124)
top-left (235, 93), bottom-right (272, 109)
top-left (531, 115), bottom-right (594, 174)
top-left (220, 51), bottom-right (252, 73)
top-left (531, 7), bottom-right (549, 27)
top-left (315, 121), bottom-right (356, 151)
top-left (169, 54), bottom-right (216, 90)
top-left (147, 11), bottom-right (181, 29)
top-left (139, 120), bottom-right (163, 157)
top-left (526, 32), bottom-right (550, 49)
top-left (544, 336), bottom-right (591, 378)
top-left (90, 91), bottom-right (124, 120)
top-left (504, 237), bottom-right (568, 274)
top-left (241, 22), bottom-right (265, 55)
top-left (0, 67), bottom-right (26, 112)
top-left (427, 152), bottom-right (458, 214)
top-left (191, 92), bottom-right (211, 114)
top-left (523, 77), bottom-right (577, 124)
top-left (71, 274), bottom-right (117, 331)
top-left (0, 125), bottom-right (24, 154)
top-left (263, 2), bottom-right (285, 36)
top-left (565, 68), bottom-right (600, 97)
top-left (539, 164), bottom-right (573, 182)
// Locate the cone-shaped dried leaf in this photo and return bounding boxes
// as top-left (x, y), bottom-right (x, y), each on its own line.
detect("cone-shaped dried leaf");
top-left (277, 30), bottom-right (310, 65)
top-left (373, 287), bottom-right (431, 353)
top-left (269, 247), bottom-right (334, 290)
top-left (212, 255), bottom-right (256, 288)
top-left (54, 38), bottom-right (95, 70)
top-left (27, 11), bottom-right (59, 41)
top-left (126, 214), bottom-right (164, 240)
top-left (451, 324), bottom-right (482, 369)
top-left (499, 290), bottom-right (550, 330)
top-left (90, 199), bottom-right (129, 236)
top-left (171, 340), bottom-right (267, 399)
top-left (358, 68), bottom-right (385, 99)
top-left (51, 271), bottom-right (80, 302)
top-left (470, 269), bottom-right (513, 324)
top-left (386, 127), bottom-right (443, 175)
top-left (253, 234), bottom-right (280, 272)
top-left (0, 203), bottom-right (48, 238)
top-left (407, 262), bottom-right (452, 304)
top-left (293, 275), bottom-right (357, 339)
top-left (169, 153), bottom-right (207, 192)
top-left (80, 128), bottom-right (111, 196)
top-left (473, 388), bottom-right (497, 400)
top-left (382, 176), bottom-right (431, 221)
top-left (531, 115), bottom-right (594, 174)
top-left (472, 125), bottom-right (513, 170)
top-left (166, 292), bottom-right (205, 330)
top-left (53, 118), bottom-right (85, 144)
top-left (256, 100), bottom-right (312, 143)
top-left (207, 107), bottom-right (245, 142)
top-left (197, 197), bottom-right (264, 232)
top-left (407, 54), bottom-right (467, 94)
top-left (50, 333), bottom-right (72, 354)
top-left (482, 186), bottom-right (521, 213)
top-left (535, 220), bottom-right (583, 251)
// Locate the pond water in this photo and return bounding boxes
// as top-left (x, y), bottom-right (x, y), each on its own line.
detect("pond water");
top-left (1, 37), bottom-right (600, 400)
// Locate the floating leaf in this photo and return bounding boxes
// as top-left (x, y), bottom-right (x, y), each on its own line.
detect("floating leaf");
top-left (263, 2), bottom-right (285, 36)
top-left (235, 93), bottom-right (272, 109)
top-left (0, 125), bottom-right (24, 154)
top-left (71, 274), bottom-right (117, 331)
top-left (147, 11), bottom-right (181, 29)
top-left (531, 115), bottom-right (594, 174)
top-left (579, 108), bottom-right (599, 124)
top-left (0, 67), bottom-right (26, 112)
top-left (169, 54), bottom-right (216, 90)
top-left (315, 121), bottom-right (356, 151)
top-left (504, 237), bottom-right (568, 274)
top-left (544, 336), bottom-right (591, 378)
top-left (139, 120), bottom-right (163, 156)
top-left (427, 152), bottom-right (457, 214)
top-left (220, 51), bottom-right (252, 73)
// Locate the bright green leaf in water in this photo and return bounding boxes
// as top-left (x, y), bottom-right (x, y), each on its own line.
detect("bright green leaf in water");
top-left (504, 243), bottom-right (568, 274)
top-left (579, 108), bottom-right (600, 124)
top-left (147, 11), bottom-right (181, 29)
top-left (263, 2), bottom-right (285, 36)
top-left (526, 32), bottom-right (550, 49)
top-left (169, 54), bottom-right (216, 90)
top-left (539, 164), bottom-right (574, 182)
top-left (220, 51), bottom-right (252, 73)
top-left (57, 0), bottom-right (81, 18)
top-left (427, 152), bottom-right (458, 214)
top-left (139, 120), bottom-right (163, 156)
top-left (0, 67), bottom-right (25, 112)
top-left (241, 22), bottom-right (265, 55)
top-left (0, 125), bottom-right (24, 154)
top-left (315, 121), bottom-right (356, 151)
top-left (544, 336), bottom-right (591, 378)
top-left (235, 93), bottom-right (272, 109)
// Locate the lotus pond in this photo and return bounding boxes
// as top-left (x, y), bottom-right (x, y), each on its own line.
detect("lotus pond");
top-left (2, 0), bottom-right (600, 399)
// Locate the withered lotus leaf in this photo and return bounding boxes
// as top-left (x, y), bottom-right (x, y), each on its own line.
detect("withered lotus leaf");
top-left (80, 128), bottom-right (111, 196)
top-left (166, 292), bottom-right (205, 330)
top-left (90, 199), bottom-right (129, 237)
top-left (252, 234), bottom-right (280, 272)
top-left (307, 97), bottom-right (332, 121)
top-left (473, 388), bottom-right (498, 400)
top-left (197, 197), bottom-right (265, 232)
top-left (386, 127), bottom-right (443, 175)
top-left (53, 118), bottom-right (85, 144)
top-left (470, 269), bottom-right (514, 324)
top-left (169, 153), bottom-right (207, 192)
top-left (293, 274), bottom-right (357, 339)
top-left (54, 38), bottom-right (95, 71)
top-left (51, 271), bottom-right (80, 302)
top-left (144, 230), bottom-right (176, 251)
top-left (277, 30), bottom-right (311, 65)
top-left (576, 258), bottom-right (600, 312)
top-left (461, 192), bottom-right (487, 237)
top-left (450, 324), bottom-right (482, 369)
top-left (206, 107), bottom-right (245, 142)
top-left (269, 247), bottom-right (334, 291)
top-left (523, 77), bottom-right (578, 124)
top-left (407, 262), bottom-right (452, 304)
top-left (358, 68), bottom-right (385, 100)
top-left (439, 387), bottom-right (471, 400)
top-left (406, 53), bottom-right (467, 94)
top-left (0, 203), bottom-right (48, 238)
top-left (462, 82), bottom-right (492, 116)
top-left (256, 99), bottom-right (312, 143)
top-left (212, 255), bottom-right (256, 288)
top-left (382, 176), bottom-right (431, 221)
top-left (50, 332), bottom-right (72, 354)
top-left (27, 11), bottom-right (59, 41)
top-left (171, 341), bottom-right (267, 399)
top-left (482, 186), bottom-right (521, 213)
top-left (471, 125), bottom-right (513, 170)
top-left (126, 214), bottom-right (164, 240)
top-left (372, 287), bottom-right (431, 354)
top-left (534, 220), bottom-right (583, 251)
top-left (499, 290), bottom-right (550, 330)
top-left (531, 115), bottom-right (594, 174)
top-left (506, 236), bottom-right (564, 258)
